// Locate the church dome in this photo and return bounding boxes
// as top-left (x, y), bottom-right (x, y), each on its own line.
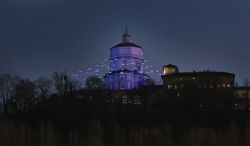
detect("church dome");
top-left (104, 28), bottom-right (149, 90)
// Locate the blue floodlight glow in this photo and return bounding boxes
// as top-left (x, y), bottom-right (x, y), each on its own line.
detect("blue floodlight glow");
top-left (103, 30), bottom-right (150, 90)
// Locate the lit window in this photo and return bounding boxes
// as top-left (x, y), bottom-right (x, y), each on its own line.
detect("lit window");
top-left (163, 68), bottom-right (168, 74)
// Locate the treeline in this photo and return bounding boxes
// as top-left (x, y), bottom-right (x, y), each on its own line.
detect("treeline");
top-left (0, 72), bottom-right (248, 125)
top-left (1, 72), bottom-right (250, 146)
top-left (0, 72), bottom-right (86, 116)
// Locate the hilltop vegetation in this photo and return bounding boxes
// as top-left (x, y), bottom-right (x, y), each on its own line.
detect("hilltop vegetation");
top-left (0, 73), bottom-right (250, 146)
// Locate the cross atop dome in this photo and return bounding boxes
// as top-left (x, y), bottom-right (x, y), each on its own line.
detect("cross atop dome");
top-left (122, 26), bottom-right (131, 43)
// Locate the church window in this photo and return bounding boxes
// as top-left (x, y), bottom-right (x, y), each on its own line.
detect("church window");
top-left (120, 78), bottom-right (125, 89)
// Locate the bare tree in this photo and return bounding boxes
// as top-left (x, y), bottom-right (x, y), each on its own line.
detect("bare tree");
top-left (70, 80), bottom-right (82, 91)
top-left (85, 76), bottom-right (104, 90)
top-left (35, 77), bottom-right (52, 98)
top-left (0, 74), bottom-right (20, 115)
top-left (148, 77), bottom-right (155, 86)
top-left (234, 81), bottom-right (239, 87)
top-left (12, 79), bottom-right (36, 112)
top-left (244, 78), bottom-right (249, 87)
top-left (51, 71), bottom-right (65, 96)
top-left (35, 77), bottom-right (52, 107)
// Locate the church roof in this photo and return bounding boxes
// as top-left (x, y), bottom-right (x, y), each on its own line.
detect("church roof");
top-left (111, 42), bottom-right (142, 48)
top-left (111, 28), bottom-right (143, 49)
top-left (161, 71), bottom-right (235, 78)
top-left (163, 64), bottom-right (178, 68)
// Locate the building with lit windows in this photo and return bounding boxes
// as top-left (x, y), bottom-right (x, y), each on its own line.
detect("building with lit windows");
top-left (161, 64), bottom-right (235, 90)
top-left (234, 87), bottom-right (250, 100)
top-left (103, 29), bottom-right (150, 90)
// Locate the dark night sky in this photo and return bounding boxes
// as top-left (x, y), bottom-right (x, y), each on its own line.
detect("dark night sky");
top-left (0, 0), bottom-right (250, 84)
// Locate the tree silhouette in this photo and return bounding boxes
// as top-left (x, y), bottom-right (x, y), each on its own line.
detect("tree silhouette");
top-left (11, 79), bottom-right (36, 112)
top-left (35, 77), bottom-right (52, 109)
top-left (85, 76), bottom-right (104, 90)
top-left (35, 77), bottom-right (52, 98)
top-left (0, 74), bottom-right (20, 116)
top-left (51, 71), bottom-right (65, 96)
top-left (243, 78), bottom-right (249, 86)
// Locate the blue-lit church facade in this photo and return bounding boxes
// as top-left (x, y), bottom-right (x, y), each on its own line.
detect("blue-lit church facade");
top-left (103, 30), bottom-right (150, 90)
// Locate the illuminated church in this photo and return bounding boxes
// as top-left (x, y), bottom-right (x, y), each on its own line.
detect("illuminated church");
top-left (103, 29), bottom-right (150, 90)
